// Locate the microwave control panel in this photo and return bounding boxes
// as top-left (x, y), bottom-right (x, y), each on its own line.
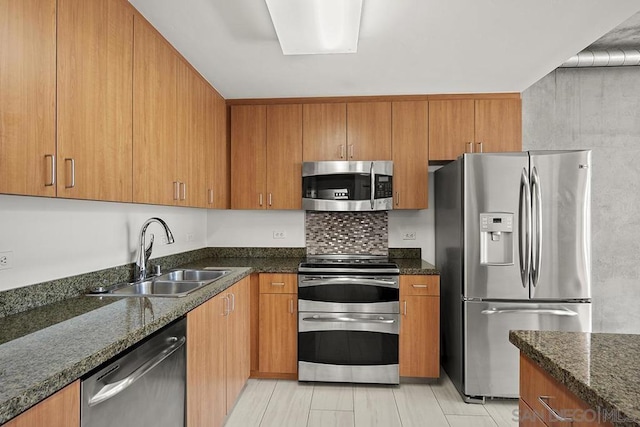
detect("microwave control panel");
top-left (375, 176), bottom-right (393, 198)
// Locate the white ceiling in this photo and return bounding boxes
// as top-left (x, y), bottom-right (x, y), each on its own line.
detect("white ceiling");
top-left (128, 0), bottom-right (640, 100)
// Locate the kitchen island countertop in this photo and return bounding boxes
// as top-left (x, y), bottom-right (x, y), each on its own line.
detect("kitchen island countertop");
top-left (510, 330), bottom-right (640, 427)
top-left (0, 254), bottom-right (437, 423)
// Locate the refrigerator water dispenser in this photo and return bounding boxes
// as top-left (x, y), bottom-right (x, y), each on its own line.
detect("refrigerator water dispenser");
top-left (480, 213), bottom-right (514, 265)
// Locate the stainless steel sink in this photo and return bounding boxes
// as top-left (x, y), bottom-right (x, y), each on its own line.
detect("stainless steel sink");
top-left (158, 269), bottom-right (229, 282)
top-left (88, 269), bottom-right (231, 297)
top-left (108, 280), bottom-right (205, 297)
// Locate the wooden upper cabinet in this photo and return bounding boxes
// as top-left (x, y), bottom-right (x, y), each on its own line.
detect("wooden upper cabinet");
top-left (231, 105), bottom-right (267, 209)
top-left (231, 104), bottom-right (302, 210)
top-left (57, 0), bottom-right (133, 202)
top-left (266, 104), bottom-right (302, 209)
top-left (392, 101), bottom-right (429, 209)
top-left (176, 61), bottom-right (207, 208)
top-left (347, 102), bottom-right (392, 160)
top-left (133, 16), bottom-right (178, 205)
top-left (429, 97), bottom-right (522, 161)
top-left (428, 99), bottom-right (475, 162)
top-left (475, 99), bottom-right (522, 154)
top-left (205, 89), bottom-right (229, 209)
top-left (302, 103), bottom-right (347, 161)
top-left (0, 0), bottom-right (56, 197)
top-left (4, 381), bottom-right (79, 427)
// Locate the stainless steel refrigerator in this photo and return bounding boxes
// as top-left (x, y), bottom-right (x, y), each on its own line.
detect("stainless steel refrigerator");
top-left (435, 151), bottom-right (592, 402)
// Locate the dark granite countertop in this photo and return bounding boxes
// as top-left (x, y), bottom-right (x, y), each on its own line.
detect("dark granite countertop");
top-left (0, 267), bottom-right (252, 425)
top-left (393, 258), bottom-right (438, 274)
top-left (510, 330), bottom-right (640, 427)
top-left (0, 253), bottom-right (437, 423)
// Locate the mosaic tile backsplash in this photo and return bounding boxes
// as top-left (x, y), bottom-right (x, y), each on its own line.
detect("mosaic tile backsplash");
top-left (305, 211), bottom-right (388, 256)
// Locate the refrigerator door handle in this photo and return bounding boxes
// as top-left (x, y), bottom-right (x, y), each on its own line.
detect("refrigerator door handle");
top-left (518, 168), bottom-right (532, 289)
top-left (531, 166), bottom-right (542, 287)
top-left (370, 161), bottom-right (375, 210)
top-left (481, 308), bottom-right (578, 317)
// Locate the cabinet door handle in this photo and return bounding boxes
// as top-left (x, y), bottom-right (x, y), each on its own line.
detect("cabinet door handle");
top-left (395, 191), bottom-right (400, 206)
top-left (208, 189), bottom-right (214, 205)
top-left (476, 142), bottom-right (483, 153)
top-left (268, 192), bottom-right (272, 207)
top-left (289, 299), bottom-right (294, 314)
top-left (537, 396), bottom-right (573, 422)
top-left (348, 144), bottom-right (354, 159)
top-left (259, 193), bottom-right (263, 206)
top-left (180, 182), bottom-right (186, 200)
top-left (173, 182), bottom-right (179, 200)
top-left (229, 292), bottom-right (235, 313)
top-left (466, 142), bottom-right (473, 153)
top-left (223, 296), bottom-right (230, 316)
top-left (271, 282), bottom-right (285, 287)
top-left (403, 301), bottom-right (407, 316)
top-left (339, 144), bottom-right (345, 159)
top-left (412, 284), bottom-right (428, 288)
top-left (64, 158), bottom-right (75, 188)
top-left (44, 154), bottom-right (56, 186)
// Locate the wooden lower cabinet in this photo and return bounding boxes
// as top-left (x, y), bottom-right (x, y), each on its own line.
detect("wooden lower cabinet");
top-left (399, 275), bottom-right (440, 378)
top-left (259, 294), bottom-right (297, 375)
top-left (225, 277), bottom-right (251, 413)
top-left (187, 291), bottom-right (227, 427)
top-left (519, 353), bottom-right (612, 427)
top-left (256, 273), bottom-right (298, 377)
top-left (519, 399), bottom-right (547, 427)
top-left (187, 277), bottom-right (250, 427)
top-left (3, 381), bottom-right (79, 427)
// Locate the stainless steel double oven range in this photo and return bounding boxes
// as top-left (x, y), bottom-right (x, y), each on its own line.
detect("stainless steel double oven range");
top-left (297, 255), bottom-right (400, 384)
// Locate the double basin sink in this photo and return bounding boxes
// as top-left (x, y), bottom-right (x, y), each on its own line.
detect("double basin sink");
top-left (89, 269), bottom-right (231, 297)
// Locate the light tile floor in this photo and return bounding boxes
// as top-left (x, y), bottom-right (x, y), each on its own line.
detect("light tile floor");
top-left (225, 372), bottom-right (519, 427)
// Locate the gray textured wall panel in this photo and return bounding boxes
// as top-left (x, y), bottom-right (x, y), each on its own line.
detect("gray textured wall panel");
top-left (523, 67), bottom-right (640, 333)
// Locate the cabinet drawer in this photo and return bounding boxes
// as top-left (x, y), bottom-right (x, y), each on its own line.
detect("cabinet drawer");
top-left (400, 275), bottom-right (439, 296)
top-left (259, 273), bottom-right (297, 294)
top-left (520, 354), bottom-right (611, 427)
top-left (519, 399), bottom-right (547, 427)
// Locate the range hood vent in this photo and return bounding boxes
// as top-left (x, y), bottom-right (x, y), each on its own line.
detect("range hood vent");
top-left (560, 48), bottom-right (640, 68)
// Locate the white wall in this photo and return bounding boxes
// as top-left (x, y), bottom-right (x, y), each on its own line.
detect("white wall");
top-left (207, 209), bottom-right (306, 247)
top-left (0, 195), bottom-right (207, 291)
top-left (1, 173), bottom-right (436, 292)
top-left (388, 173), bottom-right (436, 263)
top-left (206, 173), bottom-right (436, 263)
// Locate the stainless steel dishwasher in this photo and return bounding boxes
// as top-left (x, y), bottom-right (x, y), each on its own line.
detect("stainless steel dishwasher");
top-left (81, 318), bottom-right (186, 427)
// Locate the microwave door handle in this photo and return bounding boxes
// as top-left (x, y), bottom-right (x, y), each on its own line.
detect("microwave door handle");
top-left (370, 162), bottom-right (375, 209)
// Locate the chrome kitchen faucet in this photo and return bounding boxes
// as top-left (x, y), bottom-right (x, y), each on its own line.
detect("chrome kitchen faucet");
top-left (135, 217), bottom-right (175, 282)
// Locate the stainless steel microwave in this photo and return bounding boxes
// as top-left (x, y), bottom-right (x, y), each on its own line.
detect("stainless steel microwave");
top-left (302, 161), bottom-right (393, 211)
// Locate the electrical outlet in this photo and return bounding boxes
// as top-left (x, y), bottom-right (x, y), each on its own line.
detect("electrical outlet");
top-left (186, 233), bottom-right (194, 242)
top-left (0, 251), bottom-right (14, 270)
top-left (402, 232), bottom-right (417, 240)
top-left (273, 231), bottom-right (286, 239)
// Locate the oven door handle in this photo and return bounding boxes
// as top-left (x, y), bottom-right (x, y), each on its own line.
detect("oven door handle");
top-left (299, 277), bottom-right (398, 288)
top-left (302, 316), bottom-right (396, 324)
